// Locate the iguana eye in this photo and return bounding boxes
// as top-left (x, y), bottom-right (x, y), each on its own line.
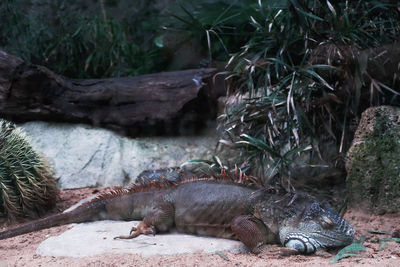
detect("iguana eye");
top-left (320, 216), bottom-right (335, 229)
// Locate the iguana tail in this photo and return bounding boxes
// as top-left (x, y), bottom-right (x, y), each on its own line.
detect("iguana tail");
top-left (0, 180), bottom-right (172, 240)
top-left (0, 200), bottom-right (106, 240)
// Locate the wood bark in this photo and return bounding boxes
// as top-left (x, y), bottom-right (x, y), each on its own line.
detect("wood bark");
top-left (0, 50), bottom-right (220, 136)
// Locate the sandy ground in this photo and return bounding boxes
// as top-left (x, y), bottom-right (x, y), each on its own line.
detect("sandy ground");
top-left (0, 187), bottom-right (399, 267)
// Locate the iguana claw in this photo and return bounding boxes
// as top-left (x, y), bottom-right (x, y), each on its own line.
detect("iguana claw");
top-left (114, 221), bottom-right (156, 239)
top-left (129, 226), bottom-right (137, 235)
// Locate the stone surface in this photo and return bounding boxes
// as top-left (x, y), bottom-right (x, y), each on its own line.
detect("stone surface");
top-left (36, 221), bottom-right (245, 258)
top-left (20, 121), bottom-right (217, 189)
top-left (345, 106), bottom-right (400, 214)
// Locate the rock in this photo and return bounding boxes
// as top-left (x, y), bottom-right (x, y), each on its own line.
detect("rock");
top-left (20, 121), bottom-right (217, 189)
top-left (36, 221), bottom-right (245, 258)
top-left (345, 106), bottom-right (400, 214)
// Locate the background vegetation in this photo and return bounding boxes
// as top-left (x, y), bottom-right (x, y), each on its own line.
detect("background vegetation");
top-left (0, 0), bottom-right (167, 78)
top-left (183, 0), bottom-right (400, 185)
top-left (1, 0), bottom-right (399, 187)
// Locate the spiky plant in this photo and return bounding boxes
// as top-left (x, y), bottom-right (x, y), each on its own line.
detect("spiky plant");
top-left (216, 0), bottom-right (400, 185)
top-left (168, 0), bottom-right (400, 187)
top-left (0, 119), bottom-right (58, 221)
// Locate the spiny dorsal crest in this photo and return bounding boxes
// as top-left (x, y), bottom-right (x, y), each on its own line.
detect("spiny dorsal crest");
top-left (87, 170), bottom-right (261, 205)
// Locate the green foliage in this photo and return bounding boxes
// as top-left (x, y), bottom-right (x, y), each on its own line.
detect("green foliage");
top-left (1, 0), bottom-right (399, 187)
top-left (0, 119), bottom-right (58, 220)
top-left (185, 156), bottom-right (229, 175)
top-left (166, 0), bottom-right (257, 62)
top-left (330, 242), bottom-right (366, 263)
top-left (0, 0), bottom-right (49, 64)
top-left (42, 16), bottom-right (160, 78)
top-left (0, 0), bottom-right (165, 78)
top-left (170, 0), bottom-right (400, 185)
top-left (214, 0), bottom-right (400, 184)
top-left (330, 236), bottom-right (399, 263)
top-left (184, 156), bottom-right (259, 184)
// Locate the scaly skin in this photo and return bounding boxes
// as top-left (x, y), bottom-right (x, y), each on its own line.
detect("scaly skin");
top-left (0, 180), bottom-right (354, 254)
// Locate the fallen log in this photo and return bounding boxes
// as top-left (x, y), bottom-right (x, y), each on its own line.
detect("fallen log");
top-left (0, 50), bottom-right (220, 136)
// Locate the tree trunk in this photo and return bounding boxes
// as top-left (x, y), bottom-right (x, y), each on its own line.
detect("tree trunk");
top-left (0, 50), bottom-right (221, 136)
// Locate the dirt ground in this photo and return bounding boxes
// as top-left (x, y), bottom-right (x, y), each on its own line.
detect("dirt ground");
top-left (0, 187), bottom-right (399, 267)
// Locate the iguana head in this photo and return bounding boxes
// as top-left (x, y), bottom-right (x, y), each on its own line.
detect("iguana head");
top-left (278, 197), bottom-right (355, 254)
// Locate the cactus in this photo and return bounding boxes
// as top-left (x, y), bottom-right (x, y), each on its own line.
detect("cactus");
top-left (0, 119), bottom-right (58, 220)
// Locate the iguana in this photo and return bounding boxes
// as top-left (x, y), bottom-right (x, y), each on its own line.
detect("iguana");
top-left (0, 179), bottom-right (355, 254)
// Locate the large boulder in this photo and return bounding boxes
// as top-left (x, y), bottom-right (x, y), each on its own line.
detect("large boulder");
top-left (36, 221), bottom-right (244, 258)
top-left (20, 121), bottom-right (217, 189)
top-left (345, 106), bottom-right (400, 214)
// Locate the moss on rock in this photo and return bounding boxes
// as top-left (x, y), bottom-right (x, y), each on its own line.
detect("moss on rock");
top-left (346, 106), bottom-right (400, 214)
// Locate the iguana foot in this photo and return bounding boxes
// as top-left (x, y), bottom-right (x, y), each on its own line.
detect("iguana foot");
top-left (268, 246), bottom-right (300, 256)
top-left (258, 244), bottom-right (300, 256)
top-left (114, 221), bottom-right (156, 239)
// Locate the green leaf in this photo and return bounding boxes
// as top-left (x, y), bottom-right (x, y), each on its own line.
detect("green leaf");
top-left (303, 68), bottom-right (334, 90)
top-left (238, 134), bottom-right (281, 158)
top-left (326, 0), bottom-right (336, 18)
top-left (283, 145), bottom-right (312, 158)
top-left (215, 251), bottom-right (230, 261)
top-left (292, 6), bottom-right (324, 22)
top-left (185, 159), bottom-right (214, 165)
top-left (330, 243), bottom-right (366, 264)
top-left (212, 155), bottom-right (225, 169)
top-left (377, 237), bottom-right (400, 243)
top-left (154, 35), bottom-right (164, 48)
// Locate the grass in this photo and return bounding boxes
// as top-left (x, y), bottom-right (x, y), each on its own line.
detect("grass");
top-left (215, 0), bottom-right (400, 185)
top-left (0, 0), bottom-right (166, 78)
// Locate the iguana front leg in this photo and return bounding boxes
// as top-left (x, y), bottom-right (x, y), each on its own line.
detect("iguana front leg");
top-left (231, 215), bottom-right (299, 255)
top-left (231, 215), bottom-right (270, 253)
top-left (115, 200), bottom-right (175, 239)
